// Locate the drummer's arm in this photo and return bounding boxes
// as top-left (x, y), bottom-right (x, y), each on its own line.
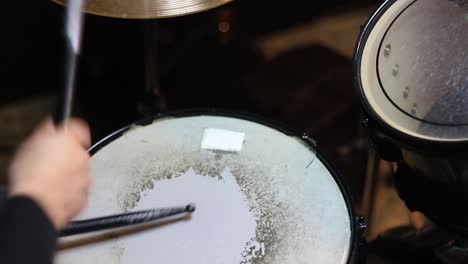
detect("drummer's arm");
top-left (0, 118), bottom-right (92, 264)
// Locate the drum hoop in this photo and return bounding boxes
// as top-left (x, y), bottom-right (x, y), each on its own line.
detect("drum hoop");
top-left (88, 108), bottom-right (363, 263)
top-left (353, 0), bottom-right (468, 156)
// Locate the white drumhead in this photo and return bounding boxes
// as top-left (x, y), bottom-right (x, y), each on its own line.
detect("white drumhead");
top-left (55, 115), bottom-right (352, 264)
top-left (359, 0), bottom-right (468, 142)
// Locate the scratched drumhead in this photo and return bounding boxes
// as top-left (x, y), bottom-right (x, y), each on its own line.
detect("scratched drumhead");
top-left (357, 0), bottom-right (468, 142)
top-left (55, 115), bottom-right (352, 263)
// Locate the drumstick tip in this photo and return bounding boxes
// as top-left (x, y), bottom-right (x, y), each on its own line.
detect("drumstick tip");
top-left (186, 203), bottom-right (196, 213)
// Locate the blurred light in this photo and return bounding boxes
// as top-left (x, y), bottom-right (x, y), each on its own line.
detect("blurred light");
top-left (218, 22), bottom-right (230, 33)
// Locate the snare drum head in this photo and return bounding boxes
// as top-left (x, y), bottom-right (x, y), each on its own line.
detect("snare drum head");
top-left (356, 0), bottom-right (468, 143)
top-left (55, 114), bottom-right (353, 264)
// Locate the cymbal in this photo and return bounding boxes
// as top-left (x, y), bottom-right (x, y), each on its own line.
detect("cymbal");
top-left (51, 0), bottom-right (233, 19)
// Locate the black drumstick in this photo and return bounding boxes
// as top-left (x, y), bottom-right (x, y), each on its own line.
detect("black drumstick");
top-left (60, 204), bottom-right (196, 237)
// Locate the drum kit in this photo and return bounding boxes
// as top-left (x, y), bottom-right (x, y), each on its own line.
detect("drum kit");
top-left (48, 0), bottom-right (468, 263)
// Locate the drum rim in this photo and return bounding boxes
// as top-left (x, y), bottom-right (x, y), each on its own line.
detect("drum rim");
top-left (353, 0), bottom-right (468, 155)
top-left (88, 108), bottom-right (363, 263)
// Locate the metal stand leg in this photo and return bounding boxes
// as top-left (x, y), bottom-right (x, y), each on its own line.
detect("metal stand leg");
top-left (138, 20), bottom-right (168, 116)
top-left (361, 148), bottom-right (380, 235)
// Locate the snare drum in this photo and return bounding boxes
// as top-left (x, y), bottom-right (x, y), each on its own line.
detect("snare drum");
top-left (55, 111), bottom-right (363, 263)
top-left (354, 0), bottom-right (468, 234)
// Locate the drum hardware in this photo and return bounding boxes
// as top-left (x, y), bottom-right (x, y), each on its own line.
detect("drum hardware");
top-left (354, 0), bottom-right (468, 250)
top-left (301, 133), bottom-right (318, 147)
top-left (51, 0), bottom-right (233, 19)
top-left (60, 204), bottom-right (196, 237)
top-left (137, 20), bottom-right (168, 116)
top-left (360, 147), bottom-right (380, 230)
top-left (352, 216), bottom-right (367, 264)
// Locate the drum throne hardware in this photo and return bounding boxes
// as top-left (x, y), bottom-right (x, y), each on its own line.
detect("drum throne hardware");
top-left (354, 0), bottom-right (468, 262)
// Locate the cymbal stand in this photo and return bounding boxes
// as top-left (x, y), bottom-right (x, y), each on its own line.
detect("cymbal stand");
top-left (138, 20), bottom-right (167, 116)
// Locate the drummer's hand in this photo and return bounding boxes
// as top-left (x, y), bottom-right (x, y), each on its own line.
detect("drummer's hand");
top-left (8, 118), bottom-right (92, 230)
